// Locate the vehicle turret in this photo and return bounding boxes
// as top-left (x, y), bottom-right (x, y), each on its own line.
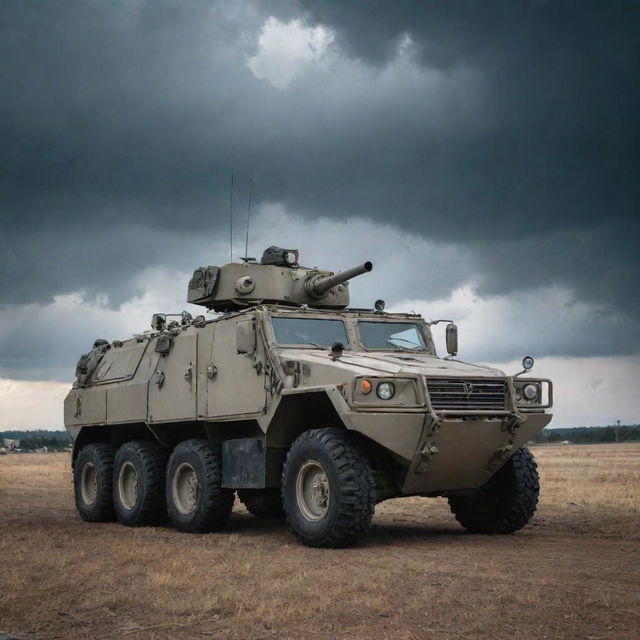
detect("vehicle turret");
top-left (187, 246), bottom-right (373, 311)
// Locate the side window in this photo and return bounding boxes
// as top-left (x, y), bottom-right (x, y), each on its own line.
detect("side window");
top-left (358, 322), bottom-right (429, 351)
top-left (272, 317), bottom-right (349, 346)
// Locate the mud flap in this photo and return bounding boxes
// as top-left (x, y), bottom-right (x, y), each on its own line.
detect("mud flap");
top-left (221, 438), bottom-right (285, 489)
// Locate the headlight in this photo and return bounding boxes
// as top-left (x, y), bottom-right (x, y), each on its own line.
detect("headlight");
top-left (514, 378), bottom-right (552, 409)
top-left (353, 376), bottom-right (421, 406)
top-left (376, 382), bottom-right (395, 400)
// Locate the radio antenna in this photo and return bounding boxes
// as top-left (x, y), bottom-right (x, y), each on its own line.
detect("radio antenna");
top-left (244, 177), bottom-right (253, 261)
top-left (229, 171), bottom-right (234, 262)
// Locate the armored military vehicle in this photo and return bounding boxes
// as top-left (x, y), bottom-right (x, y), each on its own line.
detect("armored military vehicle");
top-left (65, 246), bottom-right (552, 547)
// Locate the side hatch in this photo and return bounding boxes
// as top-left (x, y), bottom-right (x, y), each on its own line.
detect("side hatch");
top-left (148, 333), bottom-right (197, 423)
top-left (201, 315), bottom-right (267, 419)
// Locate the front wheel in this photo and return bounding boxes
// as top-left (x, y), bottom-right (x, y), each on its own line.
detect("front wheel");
top-left (282, 429), bottom-right (375, 548)
top-left (448, 447), bottom-right (540, 534)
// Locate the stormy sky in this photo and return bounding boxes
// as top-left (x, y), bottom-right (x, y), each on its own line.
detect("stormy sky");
top-left (0, 0), bottom-right (638, 428)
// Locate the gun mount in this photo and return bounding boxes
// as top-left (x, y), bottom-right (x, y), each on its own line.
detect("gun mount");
top-left (187, 247), bottom-right (373, 312)
top-left (304, 262), bottom-right (372, 299)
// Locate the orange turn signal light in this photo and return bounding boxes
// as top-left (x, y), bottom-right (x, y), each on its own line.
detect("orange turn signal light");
top-left (360, 379), bottom-right (372, 394)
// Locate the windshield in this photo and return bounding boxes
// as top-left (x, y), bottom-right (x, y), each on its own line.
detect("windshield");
top-left (272, 317), bottom-right (349, 347)
top-left (358, 321), bottom-right (430, 351)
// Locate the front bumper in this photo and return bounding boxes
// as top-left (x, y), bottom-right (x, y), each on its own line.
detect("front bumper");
top-left (345, 408), bottom-right (551, 495)
top-left (402, 412), bottom-right (551, 494)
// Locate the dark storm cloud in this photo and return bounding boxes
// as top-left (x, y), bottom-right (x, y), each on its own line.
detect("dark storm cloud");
top-left (290, 0), bottom-right (640, 316)
top-left (1, 2), bottom-right (638, 332)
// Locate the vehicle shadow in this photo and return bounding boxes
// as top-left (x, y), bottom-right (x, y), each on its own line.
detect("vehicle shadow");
top-left (362, 521), bottom-right (470, 547)
top-left (227, 510), bottom-right (471, 547)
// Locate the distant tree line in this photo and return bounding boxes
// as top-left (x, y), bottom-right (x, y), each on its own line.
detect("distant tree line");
top-left (534, 425), bottom-right (640, 444)
top-left (2, 426), bottom-right (638, 449)
top-left (1, 430), bottom-right (72, 450)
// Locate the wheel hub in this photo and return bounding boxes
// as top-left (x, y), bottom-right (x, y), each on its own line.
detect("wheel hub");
top-left (80, 462), bottom-right (97, 506)
top-left (118, 461), bottom-right (139, 510)
top-left (172, 462), bottom-right (199, 514)
top-left (296, 460), bottom-right (330, 522)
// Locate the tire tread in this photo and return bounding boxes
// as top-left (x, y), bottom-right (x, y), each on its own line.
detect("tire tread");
top-left (114, 440), bottom-right (167, 526)
top-left (448, 447), bottom-right (539, 534)
top-left (74, 442), bottom-right (116, 522)
top-left (166, 439), bottom-right (234, 533)
top-left (282, 428), bottom-right (375, 548)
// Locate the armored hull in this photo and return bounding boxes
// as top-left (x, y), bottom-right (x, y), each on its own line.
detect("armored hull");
top-left (65, 249), bottom-right (552, 547)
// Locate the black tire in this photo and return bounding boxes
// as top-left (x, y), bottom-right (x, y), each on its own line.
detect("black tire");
top-left (238, 488), bottom-right (286, 519)
top-left (74, 443), bottom-right (116, 522)
top-left (282, 428), bottom-right (375, 548)
top-left (166, 439), bottom-right (234, 533)
top-left (448, 447), bottom-right (539, 534)
top-left (113, 440), bottom-right (167, 526)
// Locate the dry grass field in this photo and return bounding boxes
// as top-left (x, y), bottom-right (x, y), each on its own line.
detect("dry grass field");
top-left (1, 444), bottom-right (639, 640)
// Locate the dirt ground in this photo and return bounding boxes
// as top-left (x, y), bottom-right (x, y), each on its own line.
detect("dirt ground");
top-left (1, 443), bottom-right (639, 640)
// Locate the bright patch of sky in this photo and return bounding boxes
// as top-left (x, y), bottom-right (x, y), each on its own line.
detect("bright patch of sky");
top-left (246, 17), bottom-right (335, 89)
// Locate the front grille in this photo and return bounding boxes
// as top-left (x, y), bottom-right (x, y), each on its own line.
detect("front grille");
top-left (426, 378), bottom-right (507, 411)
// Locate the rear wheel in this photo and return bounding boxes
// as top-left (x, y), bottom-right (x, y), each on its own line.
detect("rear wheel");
top-left (166, 439), bottom-right (234, 533)
top-left (448, 447), bottom-right (539, 534)
top-left (238, 488), bottom-right (285, 519)
top-left (282, 429), bottom-right (375, 548)
top-left (113, 441), bottom-right (167, 526)
top-left (74, 443), bottom-right (116, 522)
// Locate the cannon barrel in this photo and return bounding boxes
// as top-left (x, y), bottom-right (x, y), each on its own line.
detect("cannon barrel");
top-left (306, 261), bottom-right (373, 297)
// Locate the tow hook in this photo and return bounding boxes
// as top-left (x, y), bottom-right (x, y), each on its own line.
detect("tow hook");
top-left (484, 440), bottom-right (515, 476)
top-left (416, 442), bottom-right (439, 474)
top-left (415, 414), bottom-right (442, 474)
top-left (503, 414), bottom-right (524, 436)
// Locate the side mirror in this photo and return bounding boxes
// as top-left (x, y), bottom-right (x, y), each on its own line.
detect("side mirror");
top-left (236, 319), bottom-right (256, 354)
top-left (446, 323), bottom-right (458, 356)
top-left (151, 313), bottom-right (166, 331)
